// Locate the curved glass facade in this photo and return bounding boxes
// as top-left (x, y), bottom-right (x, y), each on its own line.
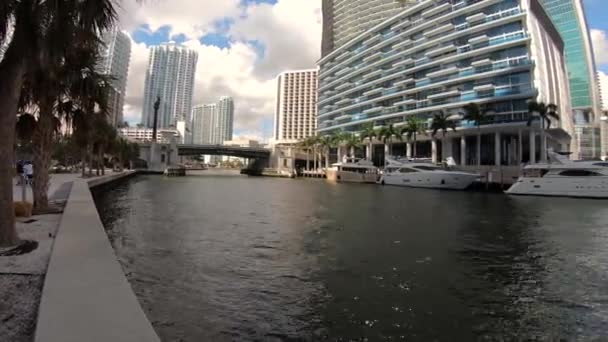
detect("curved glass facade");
top-left (317, 0), bottom-right (574, 164)
top-left (319, 0), bottom-right (571, 131)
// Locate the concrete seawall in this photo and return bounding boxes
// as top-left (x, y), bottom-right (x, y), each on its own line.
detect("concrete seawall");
top-left (35, 171), bottom-right (160, 342)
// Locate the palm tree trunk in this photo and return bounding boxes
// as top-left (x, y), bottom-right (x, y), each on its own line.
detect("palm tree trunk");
top-left (0, 7), bottom-right (32, 246)
top-left (477, 130), bottom-right (482, 166)
top-left (413, 134), bottom-right (417, 158)
top-left (350, 146), bottom-right (355, 157)
top-left (325, 151), bottom-right (330, 170)
top-left (540, 119), bottom-right (547, 162)
top-left (336, 146), bottom-right (341, 163)
top-left (306, 149), bottom-right (310, 171)
top-left (32, 102), bottom-right (55, 212)
top-left (100, 150), bottom-right (105, 176)
top-left (81, 150), bottom-right (87, 178)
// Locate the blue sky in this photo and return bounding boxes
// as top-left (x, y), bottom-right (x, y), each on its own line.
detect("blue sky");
top-left (121, 0), bottom-right (608, 138)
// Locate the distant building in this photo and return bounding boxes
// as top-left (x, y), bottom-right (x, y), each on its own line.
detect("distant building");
top-left (224, 138), bottom-right (261, 148)
top-left (97, 28), bottom-right (132, 127)
top-left (214, 96), bottom-right (235, 144)
top-left (273, 69), bottom-right (318, 144)
top-left (191, 104), bottom-right (217, 145)
top-left (141, 43), bottom-right (198, 129)
top-left (541, 0), bottom-right (603, 158)
top-left (118, 126), bottom-right (181, 144)
top-left (191, 97), bottom-right (234, 145)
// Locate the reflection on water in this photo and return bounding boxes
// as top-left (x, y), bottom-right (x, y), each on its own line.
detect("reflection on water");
top-left (93, 173), bottom-right (608, 341)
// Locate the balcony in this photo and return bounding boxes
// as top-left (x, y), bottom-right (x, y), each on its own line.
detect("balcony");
top-left (335, 98), bottom-right (352, 105)
top-left (362, 69), bottom-right (383, 80)
top-left (474, 84), bottom-right (495, 92)
top-left (421, 2), bottom-right (450, 18)
top-left (427, 89), bottom-right (460, 100)
top-left (393, 20), bottom-right (410, 31)
top-left (427, 66), bottom-right (459, 79)
top-left (363, 35), bottom-right (381, 46)
top-left (335, 67), bottom-right (352, 76)
top-left (335, 82), bottom-right (353, 91)
top-left (363, 88), bottom-right (383, 96)
top-left (363, 107), bottom-right (384, 114)
top-left (334, 115), bottom-right (351, 122)
top-left (394, 78), bottom-right (414, 87)
top-left (415, 78), bottom-right (431, 87)
top-left (393, 58), bottom-right (414, 68)
top-left (469, 35), bottom-right (489, 45)
top-left (394, 98), bottom-right (416, 107)
top-left (393, 39), bottom-right (413, 50)
top-left (466, 13), bottom-right (486, 23)
top-left (471, 58), bottom-right (493, 67)
top-left (364, 52), bottom-right (382, 63)
top-left (424, 23), bottom-right (455, 38)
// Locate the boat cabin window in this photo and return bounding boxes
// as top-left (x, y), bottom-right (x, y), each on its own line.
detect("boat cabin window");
top-left (592, 163), bottom-right (608, 167)
top-left (399, 168), bottom-right (419, 173)
top-left (558, 170), bottom-right (602, 177)
top-left (341, 167), bottom-right (374, 174)
top-left (523, 169), bottom-right (549, 177)
top-left (413, 166), bottom-right (441, 171)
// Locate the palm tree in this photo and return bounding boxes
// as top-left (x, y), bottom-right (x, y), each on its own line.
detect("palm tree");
top-left (400, 117), bottom-right (426, 159)
top-left (461, 103), bottom-right (493, 166)
top-left (527, 101), bottom-right (559, 162)
top-left (0, 0), bottom-right (118, 245)
top-left (331, 131), bottom-right (349, 162)
top-left (359, 123), bottom-right (377, 161)
top-left (378, 124), bottom-right (400, 165)
top-left (430, 111), bottom-right (457, 162)
top-left (318, 135), bottom-right (333, 169)
top-left (343, 133), bottom-right (362, 158)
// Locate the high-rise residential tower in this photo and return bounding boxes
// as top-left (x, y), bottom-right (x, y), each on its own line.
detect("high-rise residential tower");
top-left (141, 43), bottom-right (198, 129)
top-left (321, 0), bottom-right (417, 56)
top-left (191, 104), bottom-right (217, 145)
top-left (541, 0), bottom-right (603, 158)
top-left (190, 97), bottom-right (234, 145)
top-left (97, 28), bottom-right (132, 127)
top-left (274, 69), bottom-right (318, 144)
top-left (318, 0), bottom-right (575, 166)
top-left (214, 96), bottom-right (235, 144)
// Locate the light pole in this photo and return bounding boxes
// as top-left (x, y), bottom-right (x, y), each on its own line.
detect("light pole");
top-left (601, 114), bottom-right (608, 161)
top-left (152, 96), bottom-right (160, 142)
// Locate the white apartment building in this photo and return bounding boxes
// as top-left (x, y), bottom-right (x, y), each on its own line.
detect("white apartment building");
top-left (118, 127), bottom-right (180, 144)
top-left (191, 97), bottom-right (234, 145)
top-left (273, 69), bottom-right (318, 144)
top-left (141, 43), bottom-right (198, 129)
top-left (97, 28), bottom-right (132, 127)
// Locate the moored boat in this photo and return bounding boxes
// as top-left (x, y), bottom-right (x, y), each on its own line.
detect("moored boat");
top-left (326, 157), bottom-right (380, 183)
top-left (506, 152), bottom-right (608, 198)
top-left (380, 157), bottom-right (479, 190)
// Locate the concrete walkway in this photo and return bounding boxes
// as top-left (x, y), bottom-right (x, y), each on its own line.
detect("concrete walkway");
top-left (34, 171), bottom-right (160, 342)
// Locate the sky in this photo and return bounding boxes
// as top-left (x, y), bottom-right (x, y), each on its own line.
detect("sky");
top-left (118, 0), bottom-right (608, 141)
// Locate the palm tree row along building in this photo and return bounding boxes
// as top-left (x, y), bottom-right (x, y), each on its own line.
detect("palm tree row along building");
top-left (315, 0), bottom-right (604, 165)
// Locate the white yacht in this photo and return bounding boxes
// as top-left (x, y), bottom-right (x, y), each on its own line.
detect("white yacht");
top-left (326, 156), bottom-right (380, 183)
top-left (380, 157), bottom-right (480, 190)
top-left (506, 151), bottom-right (608, 198)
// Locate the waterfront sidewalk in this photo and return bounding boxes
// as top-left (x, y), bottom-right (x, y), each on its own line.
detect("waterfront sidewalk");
top-left (1, 171), bottom-right (154, 342)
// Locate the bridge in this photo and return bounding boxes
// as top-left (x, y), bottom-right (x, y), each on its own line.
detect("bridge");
top-left (138, 142), bottom-right (273, 173)
top-left (176, 144), bottom-right (271, 159)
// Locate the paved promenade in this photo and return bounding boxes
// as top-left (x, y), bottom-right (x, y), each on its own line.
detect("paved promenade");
top-left (34, 171), bottom-right (160, 342)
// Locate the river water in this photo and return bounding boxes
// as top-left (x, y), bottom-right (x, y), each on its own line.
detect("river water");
top-left (93, 172), bottom-right (608, 341)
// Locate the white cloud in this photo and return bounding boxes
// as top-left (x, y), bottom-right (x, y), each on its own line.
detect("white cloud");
top-left (120, 0), bottom-right (322, 141)
top-left (591, 29), bottom-right (608, 65)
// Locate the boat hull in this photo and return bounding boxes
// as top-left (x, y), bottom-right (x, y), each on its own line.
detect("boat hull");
top-left (382, 172), bottom-right (478, 190)
top-left (327, 170), bottom-right (379, 183)
top-left (506, 177), bottom-right (608, 198)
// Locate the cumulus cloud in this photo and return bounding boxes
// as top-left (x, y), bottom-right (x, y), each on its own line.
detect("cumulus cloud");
top-left (119, 0), bottom-right (322, 141)
top-left (591, 29), bottom-right (608, 65)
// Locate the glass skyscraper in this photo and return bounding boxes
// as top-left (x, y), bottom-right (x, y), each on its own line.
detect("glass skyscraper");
top-left (321, 0), bottom-right (418, 56)
top-left (540, 0), bottom-right (603, 158)
top-left (318, 0), bottom-right (575, 165)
